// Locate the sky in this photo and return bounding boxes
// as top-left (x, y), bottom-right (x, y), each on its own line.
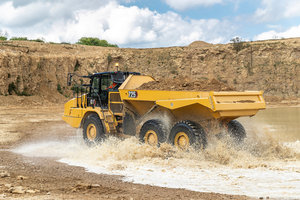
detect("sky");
top-left (0, 0), bottom-right (300, 48)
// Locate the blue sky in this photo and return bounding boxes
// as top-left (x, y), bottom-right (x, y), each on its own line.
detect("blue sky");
top-left (0, 0), bottom-right (300, 48)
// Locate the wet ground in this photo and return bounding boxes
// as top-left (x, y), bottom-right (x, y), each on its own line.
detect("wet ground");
top-left (0, 106), bottom-right (299, 199)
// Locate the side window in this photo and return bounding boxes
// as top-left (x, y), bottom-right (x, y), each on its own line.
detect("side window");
top-left (101, 75), bottom-right (113, 90)
top-left (92, 77), bottom-right (100, 93)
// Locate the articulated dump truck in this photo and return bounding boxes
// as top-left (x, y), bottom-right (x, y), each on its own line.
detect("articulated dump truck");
top-left (63, 71), bottom-right (266, 149)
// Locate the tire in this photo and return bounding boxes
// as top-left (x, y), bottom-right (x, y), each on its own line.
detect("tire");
top-left (83, 113), bottom-right (105, 146)
top-left (169, 120), bottom-right (207, 149)
top-left (227, 120), bottom-right (246, 143)
top-left (139, 119), bottom-right (167, 146)
top-left (123, 112), bottom-right (136, 136)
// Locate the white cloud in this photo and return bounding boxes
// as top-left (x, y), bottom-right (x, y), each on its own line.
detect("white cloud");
top-left (163, 0), bottom-right (223, 11)
top-left (0, 1), bottom-right (234, 47)
top-left (254, 25), bottom-right (300, 40)
top-left (254, 0), bottom-right (300, 22)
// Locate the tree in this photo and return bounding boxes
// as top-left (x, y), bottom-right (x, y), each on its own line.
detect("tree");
top-left (77, 37), bottom-right (118, 47)
top-left (10, 37), bottom-right (28, 41)
top-left (0, 31), bottom-right (8, 41)
top-left (230, 37), bottom-right (245, 53)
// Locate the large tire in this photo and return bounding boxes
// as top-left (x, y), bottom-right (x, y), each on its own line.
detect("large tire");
top-left (227, 120), bottom-right (246, 143)
top-left (123, 112), bottom-right (136, 136)
top-left (169, 120), bottom-right (207, 149)
top-left (139, 119), bottom-right (167, 146)
top-left (83, 113), bottom-right (105, 146)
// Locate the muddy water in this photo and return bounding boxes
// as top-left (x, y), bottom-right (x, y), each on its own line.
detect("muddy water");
top-left (13, 107), bottom-right (300, 199)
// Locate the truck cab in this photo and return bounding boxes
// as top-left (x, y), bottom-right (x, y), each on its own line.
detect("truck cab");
top-left (87, 71), bottom-right (140, 108)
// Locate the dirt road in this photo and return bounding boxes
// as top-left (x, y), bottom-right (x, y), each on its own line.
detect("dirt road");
top-left (0, 106), bottom-right (253, 200)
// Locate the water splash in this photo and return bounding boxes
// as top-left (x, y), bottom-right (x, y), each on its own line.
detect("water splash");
top-left (13, 127), bottom-right (300, 199)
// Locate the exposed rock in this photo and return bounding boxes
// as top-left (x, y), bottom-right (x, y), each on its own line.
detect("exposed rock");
top-left (91, 184), bottom-right (100, 188)
top-left (0, 39), bottom-right (299, 104)
top-left (4, 184), bottom-right (12, 188)
top-left (74, 183), bottom-right (100, 190)
top-left (17, 175), bottom-right (28, 180)
top-left (26, 189), bottom-right (36, 194)
top-left (0, 171), bottom-right (10, 178)
top-left (10, 186), bottom-right (25, 194)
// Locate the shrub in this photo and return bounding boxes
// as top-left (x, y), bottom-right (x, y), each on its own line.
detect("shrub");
top-left (10, 37), bottom-right (28, 41)
top-left (8, 82), bottom-right (17, 95)
top-left (74, 60), bottom-right (80, 71)
top-left (230, 37), bottom-right (247, 53)
top-left (10, 37), bottom-right (44, 43)
top-left (107, 54), bottom-right (112, 63)
top-left (57, 83), bottom-right (63, 94)
top-left (19, 87), bottom-right (31, 96)
top-left (0, 36), bottom-right (7, 41)
top-left (77, 37), bottom-right (118, 47)
top-left (31, 38), bottom-right (44, 43)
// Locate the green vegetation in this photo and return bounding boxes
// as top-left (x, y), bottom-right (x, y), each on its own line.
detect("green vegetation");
top-left (5, 35), bottom-right (117, 46)
top-left (107, 54), bottom-right (112, 64)
top-left (199, 77), bottom-right (208, 80)
top-left (19, 87), bottom-right (31, 96)
top-left (10, 37), bottom-right (28, 41)
top-left (230, 37), bottom-right (249, 53)
top-left (8, 82), bottom-right (17, 95)
top-left (10, 37), bottom-right (44, 43)
top-left (57, 83), bottom-right (63, 95)
top-left (31, 38), bottom-right (44, 43)
top-left (8, 80), bottom-right (31, 96)
top-left (77, 37), bottom-right (118, 47)
top-left (71, 84), bottom-right (86, 93)
top-left (74, 60), bottom-right (80, 71)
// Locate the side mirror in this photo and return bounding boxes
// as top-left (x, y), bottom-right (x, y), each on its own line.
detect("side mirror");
top-left (67, 73), bottom-right (73, 86)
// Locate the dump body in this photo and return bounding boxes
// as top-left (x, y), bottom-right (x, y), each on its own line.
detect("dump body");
top-left (118, 75), bottom-right (266, 122)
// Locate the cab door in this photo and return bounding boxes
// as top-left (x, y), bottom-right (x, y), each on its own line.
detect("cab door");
top-left (99, 75), bottom-right (113, 108)
top-left (88, 76), bottom-right (101, 107)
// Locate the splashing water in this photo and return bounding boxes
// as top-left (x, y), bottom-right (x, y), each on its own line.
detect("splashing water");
top-left (13, 125), bottom-right (300, 200)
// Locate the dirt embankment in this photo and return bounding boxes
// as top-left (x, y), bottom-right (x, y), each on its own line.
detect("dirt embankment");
top-left (0, 38), bottom-right (299, 104)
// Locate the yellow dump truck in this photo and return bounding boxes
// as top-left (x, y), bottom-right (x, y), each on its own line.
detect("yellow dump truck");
top-left (63, 71), bottom-right (266, 149)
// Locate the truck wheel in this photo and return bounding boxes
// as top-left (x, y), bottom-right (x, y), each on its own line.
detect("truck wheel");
top-left (169, 121), bottom-right (207, 150)
top-left (83, 113), bottom-right (105, 146)
top-left (139, 119), bottom-right (167, 146)
top-left (123, 112), bottom-right (136, 136)
top-left (227, 120), bottom-right (246, 143)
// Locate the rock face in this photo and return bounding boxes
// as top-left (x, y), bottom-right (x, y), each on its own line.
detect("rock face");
top-left (0, 39), bottom-right (299, 102)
